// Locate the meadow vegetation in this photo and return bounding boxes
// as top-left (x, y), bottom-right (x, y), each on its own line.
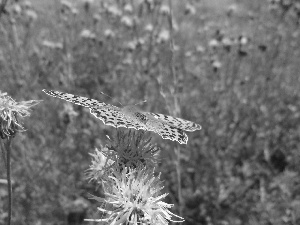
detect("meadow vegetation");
top-left (1, 0), bottom-right (300, 224)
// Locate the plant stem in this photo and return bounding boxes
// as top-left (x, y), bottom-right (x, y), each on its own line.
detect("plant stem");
top-left (5, 138), bottom-right (12, 225)
top-left (168, 0), bottom-right (183, 217)
top-left (1, 140), bottom-right (7, 168)
top-left (168, 0), bottom-right (178, 90)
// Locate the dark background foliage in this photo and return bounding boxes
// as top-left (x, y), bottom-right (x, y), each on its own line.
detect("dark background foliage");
top-left (1, 0), bottom-right (300, 224)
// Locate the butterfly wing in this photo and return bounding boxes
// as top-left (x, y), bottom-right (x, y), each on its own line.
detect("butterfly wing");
top-left (145, 118), bottom-right (188, 144)
top-left (43, 90), bottom-right (147, 130)
top-left (145, 112), bottom-right (201, 132)
top-left (42, 89), bottom-right (192, 144)
top-left (43, 89), bottom-right (109, 108)
top-left (90, 107), bottom-right (147, 130)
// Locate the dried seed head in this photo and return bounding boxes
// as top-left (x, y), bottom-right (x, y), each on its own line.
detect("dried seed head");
top-left (0, 91), bottom-right (41, 139)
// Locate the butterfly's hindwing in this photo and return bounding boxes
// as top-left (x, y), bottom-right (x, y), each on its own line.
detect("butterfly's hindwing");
top-left (90, 108), bottom-right (146, 130)
top-left (146, 112), bottom-right (201, 132)
top-left (145, 118), bottom-right (188, 144)
top-left (43, 89), bottom-right (108, 108)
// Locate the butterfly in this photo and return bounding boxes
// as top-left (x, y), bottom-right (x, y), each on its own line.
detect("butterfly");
top-left (42, 89), bottom-right (201, 144)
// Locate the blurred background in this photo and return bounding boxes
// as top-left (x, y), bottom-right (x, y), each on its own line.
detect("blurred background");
top-left (1, 0), bottom-right (300, 224)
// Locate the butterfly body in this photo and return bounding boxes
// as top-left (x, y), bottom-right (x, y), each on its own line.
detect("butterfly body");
top-left (43, 89), bottom-right (201, 144)
top-left (121, 105), bottom-right (149, 125)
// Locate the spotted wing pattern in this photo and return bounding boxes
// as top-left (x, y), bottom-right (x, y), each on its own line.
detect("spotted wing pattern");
top-left (145, 112), bottom-right (201, 132)
top-left (145, 118), bottom-right (188, 144)
top-left (43, 89), bottom-right (146, 130)
top-left (42, 89), bottom-right (109, 108)
top-left (89, 108), bottom-right (146, 130)
top-left (43, 89), bottom-right (200, 144)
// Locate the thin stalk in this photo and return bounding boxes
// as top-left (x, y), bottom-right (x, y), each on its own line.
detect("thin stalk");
top-left (168, 0), bottom-right (178, 90)
top-left (1, 140), bottom-right (7, 168)
top-left (5, 138), bottom-right (12, 225)
top-left (168, 0), bottom-right (183, 217)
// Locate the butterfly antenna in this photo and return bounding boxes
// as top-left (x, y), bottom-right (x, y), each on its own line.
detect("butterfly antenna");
top-left (134, 100), bottom-right (147, 106)
top-left (99, 91), bottom-right (123, 106)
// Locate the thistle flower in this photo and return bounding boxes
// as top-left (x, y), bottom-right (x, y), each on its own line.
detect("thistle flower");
top-left (87, 130), bottom-right (160, 182)
top-left (107, 130), bottom-right (160, 171)
top-left (86, 147), bottom-right (115, 182)
top-left (86, 168), bottom-right (184, 224)
top-left (0, 91), bottom-right (41, 139)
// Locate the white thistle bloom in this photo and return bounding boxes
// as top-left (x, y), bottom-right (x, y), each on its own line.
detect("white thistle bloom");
top-left (86, 168), bottom-right (184, 224)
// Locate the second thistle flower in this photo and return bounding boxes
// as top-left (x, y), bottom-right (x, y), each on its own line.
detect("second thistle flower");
top-left (0, 91), bottom-right (41, 139)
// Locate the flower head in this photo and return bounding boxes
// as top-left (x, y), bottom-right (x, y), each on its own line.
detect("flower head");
top-left (86, 147), bottom-right (115, 182)
top-left (87, 168), bottom-right (184, 224)
top-left (0, 91), bottom-right (41, 139)
top-left (87, 130), bottom-right (160, 182)
top-left (107, 130), bottom-right (160, 171)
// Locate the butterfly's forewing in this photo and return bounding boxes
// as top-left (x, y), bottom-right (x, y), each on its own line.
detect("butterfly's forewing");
top-left (145, 112), bottom-right (201, 132)
top-left (90, 108), bottom-right (147, 130)
top-left (42, 89), bottom-right (109, 108)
